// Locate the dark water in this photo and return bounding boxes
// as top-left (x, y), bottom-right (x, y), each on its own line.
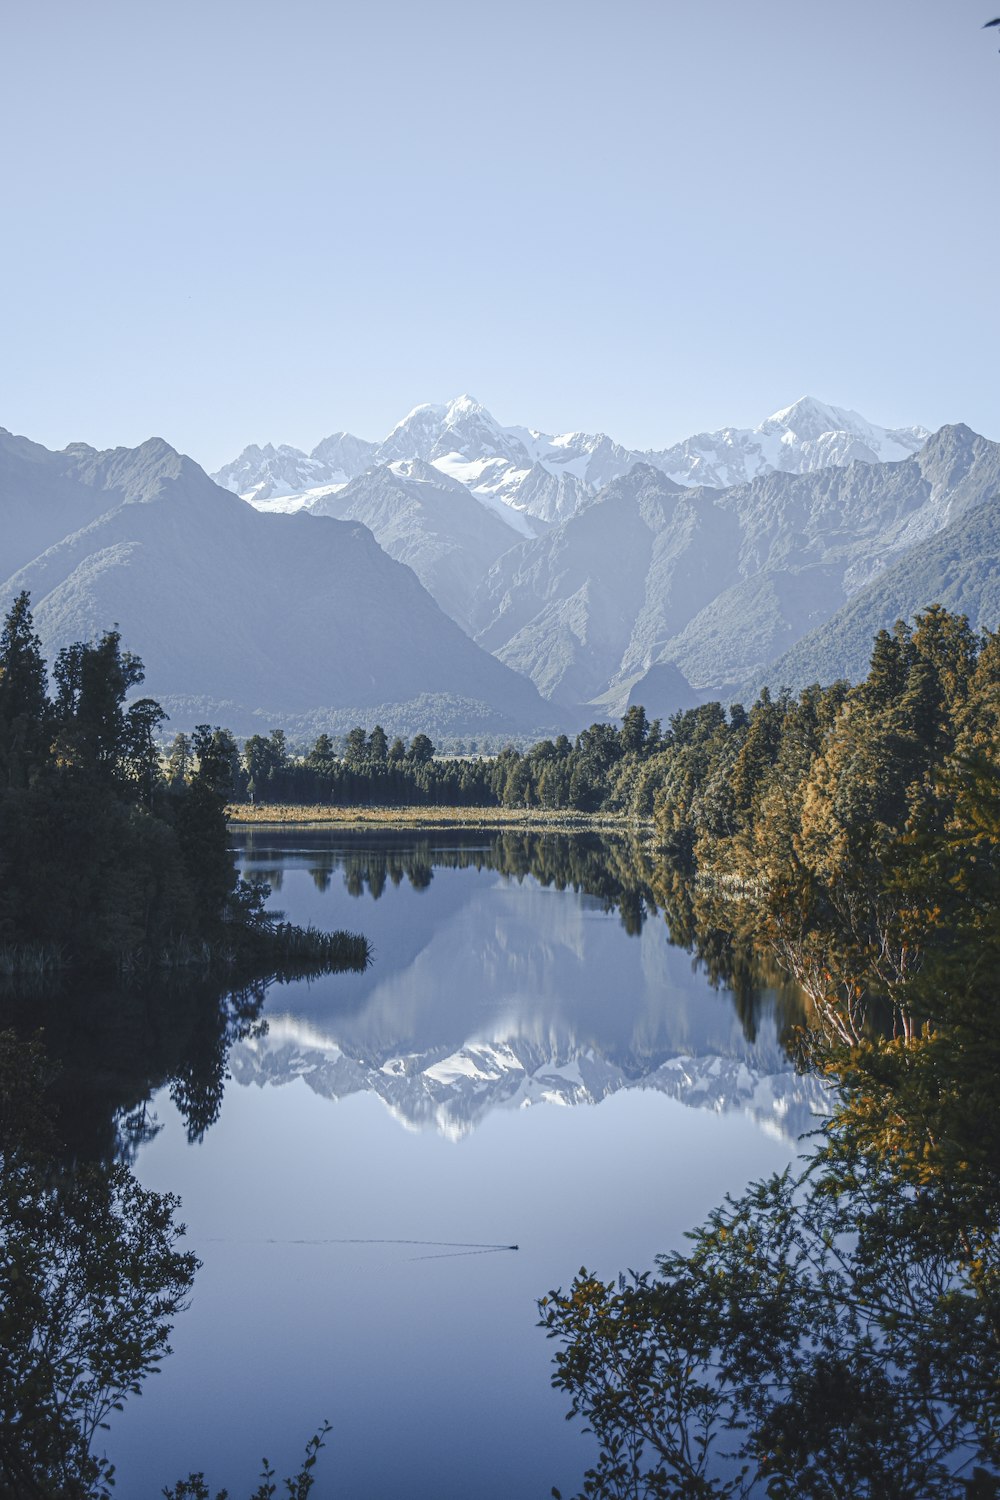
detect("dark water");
top-left (96, 828), bottom-right (824, 1499)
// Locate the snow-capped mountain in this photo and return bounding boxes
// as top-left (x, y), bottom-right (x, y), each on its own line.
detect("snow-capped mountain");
top-left (212, 394), bottom-right (929, 528)
top-left (471, 424), bottom-right (1000, 710)
top-left (659, 397), bottom-right (929, 490)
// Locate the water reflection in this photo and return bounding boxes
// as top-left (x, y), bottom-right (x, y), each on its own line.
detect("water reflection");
top-left (0, 977), bottom-right (268, 1163)
top-left (0, 1032), bottom-right (198, 1498)
top-left (1, 832), bottom-right (823, 1165)
top-left (2, 829), bottom-right (828, 1499)
top-left (230, 829), bottom-right (826, 1143)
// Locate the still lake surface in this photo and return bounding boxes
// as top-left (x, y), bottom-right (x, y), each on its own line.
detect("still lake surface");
top-left (106, 828), bottom-right (825, 1499)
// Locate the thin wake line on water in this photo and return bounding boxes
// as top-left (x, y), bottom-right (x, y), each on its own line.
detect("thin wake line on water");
top-left (204, 1236), bottom-right (520, 1256)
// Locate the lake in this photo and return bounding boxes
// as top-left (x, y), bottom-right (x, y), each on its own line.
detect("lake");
top-left (102, 828), bottom-right (826, 1499)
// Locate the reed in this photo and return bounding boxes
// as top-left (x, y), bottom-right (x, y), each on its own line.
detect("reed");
top-left (0, 943), bottom-right (65, 979)
top-left (227, 802), bottom-right (631, 830)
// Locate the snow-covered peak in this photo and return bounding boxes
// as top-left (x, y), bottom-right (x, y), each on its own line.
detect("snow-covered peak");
top-left (309, 430), bottom-right (378, 476)
top-left (429, 395), bottom-right (530, 468)
top-left (760, 396), bottom-right (861, 442)
top-left (377, 402), bottom-right (449, 464)
top-left (444, 393), bottom-right (483, 419)
top-left (213, 441), bottom-right (326, 502)
top-left (645, 397), bottom-right (931, 490)
top-left (758, 395), bottom-right (929, 460)
top-left (214, 394), bottom-right (930, 525)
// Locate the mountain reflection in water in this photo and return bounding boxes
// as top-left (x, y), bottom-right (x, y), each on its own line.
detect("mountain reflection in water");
top-left (229, 828), bottom-right (827, 1143)
top-left (3, 828), bottom-right (829, 1500)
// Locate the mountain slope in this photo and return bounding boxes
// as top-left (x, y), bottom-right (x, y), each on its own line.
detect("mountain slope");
top-left (0, 429), bottom-right (556, 736)
top-left (755, 466), bottom-right (1000, 693)
top-left (470, 426), bottom-right (1000, 710)
top-left (300, 458), bottom-right (527, 630)
top-left (471, 467), bottom-right (712, 706)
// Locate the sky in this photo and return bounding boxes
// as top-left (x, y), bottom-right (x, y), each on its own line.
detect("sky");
top-left (1, 0), bottom-right (998, 471)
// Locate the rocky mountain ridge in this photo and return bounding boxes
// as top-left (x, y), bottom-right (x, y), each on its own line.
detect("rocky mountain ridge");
top-left (213, 394), bottom-right (929, 529)
top-left (469, 423), bottom-right (1000, 714)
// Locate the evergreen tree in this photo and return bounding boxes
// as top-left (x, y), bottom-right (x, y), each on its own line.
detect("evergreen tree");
top-left (367, 724), bottom-right (389, 764)
top-left (407, 732), bottom-right (434, 764)
top-left (0, 591), bottom-right (48, 789)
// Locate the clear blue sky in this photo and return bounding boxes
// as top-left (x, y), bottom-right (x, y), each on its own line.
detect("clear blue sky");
top-left (2, 0), bottom-right (997, 470)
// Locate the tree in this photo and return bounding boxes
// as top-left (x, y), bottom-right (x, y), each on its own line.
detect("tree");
top-left (0, 592), bottom-right (48, 789)
top-left (407, 732), bottom-right (434, 764)
top-left (619, 704), bottom-right (649, 756)
top-left (343, 726), bottom-right (367, 768)
top-left (163, 1424), bottom-right (331, 1500)
top-left (367, 724), bottom-right (388, 764)
top-left (542, 1146), bottom-right (1000, 1500)
top-left (52, 630), bottom-right (145, 784)
top-left (166, 732), bottom-right (193, 789)
top-left (173, 727), bottom-right (238, 920)
top-left (122, 697), bottom-right (168, 807)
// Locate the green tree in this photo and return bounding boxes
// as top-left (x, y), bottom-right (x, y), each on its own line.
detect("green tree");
top-left (166, 731), bottom-right (193, 789)
top-left (619, 704), bottom-right (649, 755)
top-left (52, 630), bottom-right (145, 785)
top-left (407, 732), bottom-right (434, 764)
top-left (174, 726), bottom-right (238, 920)
top-left (367, 724), bottom-right (389, 764)
top-left (542, 1146), bottom-right (999, 1500)
top-left (0, 592), bottom-right (48, 789)
top-left (122, 697), bottom-right (168, 807)
top-left (343, 725), bottom-right (367, 768)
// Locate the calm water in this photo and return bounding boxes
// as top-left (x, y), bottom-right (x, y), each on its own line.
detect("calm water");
top-left (103, 829), bottom-right (825, 1499)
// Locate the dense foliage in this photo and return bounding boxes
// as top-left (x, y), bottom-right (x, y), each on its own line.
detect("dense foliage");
top-left (0, 594), bottom-right (368, 976)
top-left (211, 707), bottom-right (673, 812)
top-left (540, 606), bottom-right (1000, 1498)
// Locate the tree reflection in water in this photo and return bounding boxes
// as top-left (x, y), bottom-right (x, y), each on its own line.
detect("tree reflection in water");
top-left (0, 830), bottom-right (813, 1495)
top-left (0, 1031), bottom-right (197, 1498)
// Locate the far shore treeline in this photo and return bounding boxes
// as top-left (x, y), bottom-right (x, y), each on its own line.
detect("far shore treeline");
top-left (174, 604), bottom-right (1000, 861)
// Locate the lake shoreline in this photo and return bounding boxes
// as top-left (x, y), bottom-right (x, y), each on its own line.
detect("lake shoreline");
top-left (227, 802), bottom-right (643, 832)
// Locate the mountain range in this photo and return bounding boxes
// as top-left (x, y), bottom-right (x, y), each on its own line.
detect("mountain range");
top-left (2, 396), bottom-right (998, 739)
top-left (470, 423), bottom-right (1000, 714)
top-left (0, 427), bottom-right (555, 737)
top-left (215, 394), bottom-right (929, 524)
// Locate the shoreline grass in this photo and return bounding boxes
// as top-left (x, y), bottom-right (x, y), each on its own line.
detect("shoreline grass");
top-left (226, 802), bottom-right (637, 831)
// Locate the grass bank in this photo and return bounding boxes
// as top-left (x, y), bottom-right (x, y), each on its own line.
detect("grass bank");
top-left (226, 803), bottom-right (634, 831)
